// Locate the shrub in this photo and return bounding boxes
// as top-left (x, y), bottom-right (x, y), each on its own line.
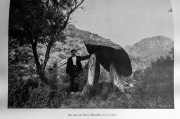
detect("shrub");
top-left (132, 55), bottom-right (174, 108)
top-left (8, 77), bottom-right (39, 108)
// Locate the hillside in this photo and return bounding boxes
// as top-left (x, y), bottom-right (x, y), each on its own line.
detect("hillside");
top-left (36, 25), bottom-right (174, 72)
top-left (9, 25), bottom-right (174, 109)
top-left (124, 35), bottom-right (173, 61)
top-left (38, 24), bottom-right (114, 68)
top-left (124, 36), bottom-right (174, 70)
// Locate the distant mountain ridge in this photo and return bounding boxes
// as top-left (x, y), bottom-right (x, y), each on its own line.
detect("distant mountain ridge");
top-left (124, 35), bottom-right (173, 70)
top-left (124, 35), bottom-right (173, 61)
top-left (64, 26), bottom-right (174, 71)
top-left (42, 25), bottom-right (174, 71)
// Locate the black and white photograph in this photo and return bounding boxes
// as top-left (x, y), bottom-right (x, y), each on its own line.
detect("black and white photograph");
top-left (7, 0), bottom-right (175, 109)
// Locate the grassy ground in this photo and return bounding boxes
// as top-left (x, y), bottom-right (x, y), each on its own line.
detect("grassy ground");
top-left (8, 55), bottom-right (174, 108)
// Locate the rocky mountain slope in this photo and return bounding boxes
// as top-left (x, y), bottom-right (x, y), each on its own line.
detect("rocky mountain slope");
top-left (37, 24), bottom-right (113, 69)
top-left (124, 36), bottom-right (174, 70)
top-left (37, 24), bottom-right (173, 72)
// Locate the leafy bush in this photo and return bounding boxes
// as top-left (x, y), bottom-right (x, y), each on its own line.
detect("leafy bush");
top-left (8, 77), bottom-right (39, 108)
top-left (132, 55), bottom-right (174, 108)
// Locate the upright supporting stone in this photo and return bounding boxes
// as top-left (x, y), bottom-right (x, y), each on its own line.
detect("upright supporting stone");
top-left (87, 54), bottom-right (96, 85)
top-left (94, 61), bottom-right (100, 84)
top-left (110, 62), bottom-right (125, 93)
top-left (87, 54), bottom-right (100, 85)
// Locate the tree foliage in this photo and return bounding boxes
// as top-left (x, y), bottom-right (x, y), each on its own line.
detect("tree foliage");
top-left (9, 0), bottom-right (85, 87)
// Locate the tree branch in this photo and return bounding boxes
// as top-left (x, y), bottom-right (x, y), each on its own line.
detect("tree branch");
top-left (31, 39), bottom-right (41, 71)
top-left (63, 0), bottom-right (84, 29)
top-left (41, 36), bottom-right (55, 72)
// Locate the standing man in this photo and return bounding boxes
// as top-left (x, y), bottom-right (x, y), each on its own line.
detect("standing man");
top-left (66, 49), bottom-right (91, 93)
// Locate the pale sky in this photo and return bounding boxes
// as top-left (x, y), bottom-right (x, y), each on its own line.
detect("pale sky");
top-left (72, 0), bottom-right (173, 47)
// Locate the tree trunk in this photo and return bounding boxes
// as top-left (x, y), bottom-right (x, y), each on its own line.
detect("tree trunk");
top-left (110, 62), bottom-right (125, 93)
top-left (41, 37), bottom-right (55, 72)
top-left (31, 39), bottom-right (55, 89)
top-left (31, 39), bottom-right (40, 72)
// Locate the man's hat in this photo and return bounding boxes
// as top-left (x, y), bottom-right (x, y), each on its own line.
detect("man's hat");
top-left (71, 49), bottom-right (77, 53)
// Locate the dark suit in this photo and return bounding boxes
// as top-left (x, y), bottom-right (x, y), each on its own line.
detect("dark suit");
top-left (66, 55), bottom-right (91, 92)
